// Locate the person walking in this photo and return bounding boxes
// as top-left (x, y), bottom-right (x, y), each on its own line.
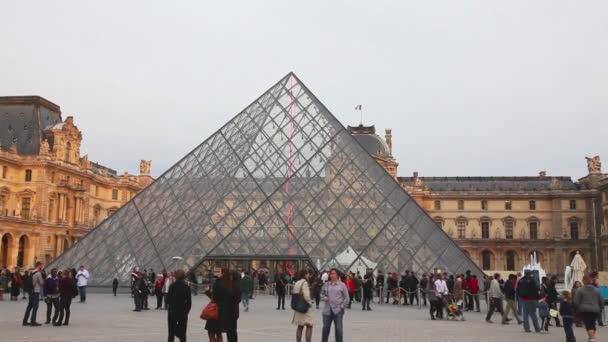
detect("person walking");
top-left (276, 273), bottom-right (286, 310)
top-left (375, 271), bottom-right (385, 304)
top-left (292, 269), bottom-right (313, 342)
top-left (546, 275), bottom-right (561, 327)
top-left (419, 274), bottom-right (428, 306)
top-left (453, 275), bottom-right (464, 309)
top-left (517, 269), bottom-right (541, 333)
top-left (485, 273), bottom-right (505, 324)
top-left (321, 269), bottom-right (349, 342)
top-left (502, 274), bottom-right (522, 324)
top-left (434, 273), bottom-right (448, 319)
top-left (75, 265), bottom-right (89, 303)
top-left (407, 272), bottom-right (419, 306)
top-left (56, 268), bottom-right (75, 326)
top-left (163, 272), bottom-right (173, 310)
top-left (575, 275), bottom-right (602, 342)
top-left (167, 269), bottom-right (191, 342)
top-left (240, 271), bottom-right (253, 312)
top-left (22, 262), bottom-right (44, 326)
top-left (22, 270), bottom-right (32, 300)
top-left (311, 273), bottom-right (322, 309)
top-left (112, 278), bottom-right (119, 296)
top-left (131, 268), bottom-right (145, 312)
top-left (43, 268), bottom-right (61, 325)
top-left (537, 296), bottom-right (550, 332)
top-left (345, 273), bottom-right (355, 309)
top-left (10, 267), bottom-right (22, 300)
top-left (362, 273), bottom-right (373, 311)
top-left (559, 290), bottom-right (576, 342)
top-left (155, 273), bottom-right (165, 309)
top-left (0, 269), bottom-right (8, 300)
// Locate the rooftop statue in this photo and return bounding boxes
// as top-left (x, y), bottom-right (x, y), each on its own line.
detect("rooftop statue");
top-left (585, 156), bottom-right (601, 174)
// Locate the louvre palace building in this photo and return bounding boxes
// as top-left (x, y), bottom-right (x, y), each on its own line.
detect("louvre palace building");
top-left (33, 73), bottom-right (607, 285)
top-left (0, 96), bottom-right (153, 269)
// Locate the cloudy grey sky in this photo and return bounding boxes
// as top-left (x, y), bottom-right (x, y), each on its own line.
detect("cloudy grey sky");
top-left (2, 1), bottom-right (606, 180)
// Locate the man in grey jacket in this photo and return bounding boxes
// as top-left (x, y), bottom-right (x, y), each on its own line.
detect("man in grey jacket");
top-left (321, 269), bottom-right (350, 342)
top-left (575, 275), bottom-right (603, 342)
top-left (22, 262), bottom-right (44, 326)
top-left (485, 273), bottom-right (505, 324)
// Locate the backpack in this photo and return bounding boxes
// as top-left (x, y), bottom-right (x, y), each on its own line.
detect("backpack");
top-left (516, 277), bottom-right (538, 299)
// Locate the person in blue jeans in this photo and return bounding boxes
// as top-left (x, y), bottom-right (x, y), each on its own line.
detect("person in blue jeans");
top-left (22, 262), bottom-right (44, 326)
top-left (517, 270), bottom-right (541, 333)
top-left (321, 269), bottom-right (350, 342)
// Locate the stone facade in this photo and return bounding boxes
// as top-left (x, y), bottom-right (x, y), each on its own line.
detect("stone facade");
top-left (0, 96), bottom-right (153, 269)
top-left (354, 124), bottom-right (607, 275)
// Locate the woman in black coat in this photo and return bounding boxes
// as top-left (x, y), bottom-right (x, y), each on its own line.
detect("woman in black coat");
top-left (210, 268), bottom-right (241, 342)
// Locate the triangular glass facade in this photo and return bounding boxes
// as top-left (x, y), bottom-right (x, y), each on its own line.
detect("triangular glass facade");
top-left (48, 73), bottom-right (483, 285)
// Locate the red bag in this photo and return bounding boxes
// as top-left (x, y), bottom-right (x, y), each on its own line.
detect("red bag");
top-left (200, 300), bottom-right (219, 320)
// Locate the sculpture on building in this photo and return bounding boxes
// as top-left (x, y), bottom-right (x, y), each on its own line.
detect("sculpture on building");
top-left (140, 160), bottom-right (152, 175)
top-left (585, 156), bottom-right (602, 174)
top-left (40, 139), bottom-right (50, 155)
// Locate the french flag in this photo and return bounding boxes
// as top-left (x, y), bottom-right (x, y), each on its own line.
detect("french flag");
top-left (354, 104), bottom-right (362, 110)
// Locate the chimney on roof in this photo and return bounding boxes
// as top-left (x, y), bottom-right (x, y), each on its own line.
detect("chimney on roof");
top-left (539, 171), bottom-right (547, 177)
top-left (385, 128), bottom-right (393, 156)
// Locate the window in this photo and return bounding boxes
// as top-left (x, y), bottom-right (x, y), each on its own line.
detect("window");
top-left (434, 200), bottom-right (441, 210)
top-left (506, 251), bottom-right (516, 271)
top-left (51, 171), bottom-right (55, 183)
top-left (457, 221), bottom-right (466, 238)
top-left (570, 222), bottom-right (579, 240)
top-left (505, 220), bottom-right (514, 239)
top-left (529, 200), bottom-right (536, 210)
top-left (433, 217), bottom-right (443, 227)
top-left (25, 169), bottom-right (32, 182)
top-left (457, 200), bottom-right (464, 210)
top-left (481, 221), bottom-right (490, 239)
top-left (569, 200), bottom-right (577, 210)
top-left (21, 197), bottom-right (31, 220)
top-left (94, 185), bottom-right (99, 197)
top-left (481, 200), bottom-right (488, 211)
top-left (481, 251), bottom-right (492, 270)
top-left (64, 142), bottom-right (71, 162)
top-left (529, 222), bottom-right (538, 240)
top-left (2, 166), bottom-right (7, 179)
top-left (111, 189), bottom-right (118, 200)
top-left (505, 201), bottom-right (512, 210)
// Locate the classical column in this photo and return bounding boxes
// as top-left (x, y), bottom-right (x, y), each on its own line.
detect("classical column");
top-left (58, 194), bottom-right (65, 222)
top-left (8, 236), bottom-right (19, 268)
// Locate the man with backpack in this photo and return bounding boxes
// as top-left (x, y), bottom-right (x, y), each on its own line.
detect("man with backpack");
top-left (517, 269), bottom-right (541, 333)
top-left (22, 262), bottom-right (44, 326)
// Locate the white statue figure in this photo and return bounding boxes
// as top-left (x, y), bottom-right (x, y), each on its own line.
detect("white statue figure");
top-left (570, 251), bottom-right (586, 288)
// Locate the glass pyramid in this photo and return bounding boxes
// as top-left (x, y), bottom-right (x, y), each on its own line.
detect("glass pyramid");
top-left (48, 73), bottom-right (483, 285)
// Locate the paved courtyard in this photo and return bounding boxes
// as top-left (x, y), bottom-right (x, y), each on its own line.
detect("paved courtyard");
top-left (0, 292), bottom-right (598, 342)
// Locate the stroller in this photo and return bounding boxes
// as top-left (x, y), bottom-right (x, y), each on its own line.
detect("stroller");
top-left (445, 295), bottom-right (465, 321)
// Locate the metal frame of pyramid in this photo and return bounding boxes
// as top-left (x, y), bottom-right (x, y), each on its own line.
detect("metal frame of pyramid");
top-left (48, 73), bottom-right (483, 285)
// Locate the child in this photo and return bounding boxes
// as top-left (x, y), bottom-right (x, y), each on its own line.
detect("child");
top-left (537, 296), bottom-right (550, 332)
top-left (112, 278), bottom-right (118, 296)
top-left (559, 290), bottom-right (576, 342)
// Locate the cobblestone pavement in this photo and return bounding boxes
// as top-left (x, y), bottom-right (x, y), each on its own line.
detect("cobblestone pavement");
top-left (0, 293), bottom-right (597, 341)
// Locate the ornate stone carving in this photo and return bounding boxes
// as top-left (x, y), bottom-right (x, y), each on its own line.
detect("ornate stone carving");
top-left (140, 160), bottom-right (151, 175)
top-left (40, 139), bottom-right (50, 155)
top-left (585, 156), bottom-right (602, 174)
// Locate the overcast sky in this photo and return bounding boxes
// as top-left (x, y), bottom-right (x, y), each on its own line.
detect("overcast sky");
top-left (1, 1), bottom-right (606, 180)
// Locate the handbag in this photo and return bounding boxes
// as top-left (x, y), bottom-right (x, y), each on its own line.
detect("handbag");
top-left (200, 300), bottom-right (219, 320)
top-left (549, 308), bottom-right (559, 318)
top-left (291, 281), bottom-right (310, 314)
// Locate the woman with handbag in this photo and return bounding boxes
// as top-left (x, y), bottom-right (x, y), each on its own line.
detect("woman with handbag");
top-left (292, 269), bottom-right (313, 342)
top-left (206, 268), bottom-right (241, 342)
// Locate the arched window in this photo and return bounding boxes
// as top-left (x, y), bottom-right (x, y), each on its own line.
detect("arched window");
top-left (17, 235), bottom-right (28, 268)
top-left (1, 233), bottom-right (13, 268)
top-left (481, 250), bottom-right (493, 270)
top-left (505, 250), bottom-right (516, 271)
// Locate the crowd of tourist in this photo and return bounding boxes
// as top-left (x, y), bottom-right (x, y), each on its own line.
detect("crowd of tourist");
top-left (6, 261), bottom-right (605, 342)
top-left (9, 262), bottom-right (89, 327)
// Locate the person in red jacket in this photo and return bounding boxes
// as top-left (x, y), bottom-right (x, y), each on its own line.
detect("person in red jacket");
top-left (467, 275), bottom-right (480, 312)
top-left (345, 273), bottom-right (356, 309)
